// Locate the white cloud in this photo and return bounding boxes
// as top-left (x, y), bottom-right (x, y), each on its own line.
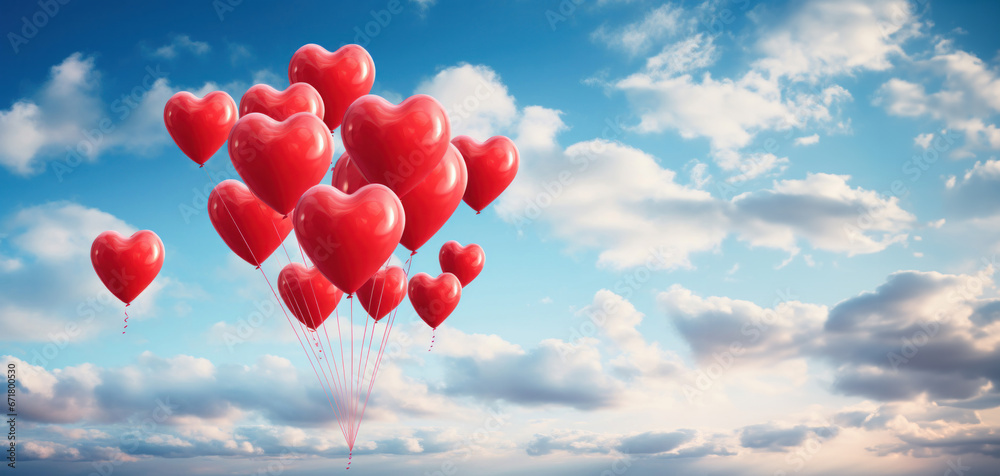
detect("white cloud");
top-left (914, 132), bottom-right (934, 148)
top-left (876, 43), bottom-right (1000, 156)
top-left (152, 35), bottom-right (210, 59)
top-left (794, 134), bottom-right (820, 146)
top-left (592, 4), bottom-right (687, 55)
top-left (415, 64), bottom-right (517, 140)
top-left (0, 53), bottom-right (233, 176)
top-left (498, 105), bottom-right (914, 269)
top-left (752, 0), bottom-right (921, 80)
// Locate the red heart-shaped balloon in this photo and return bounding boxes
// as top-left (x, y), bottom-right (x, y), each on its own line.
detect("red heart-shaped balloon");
top-left (288, 43), bottom-right (375, 131)
top-left (228, 112), bottom-right (333, 216)
top-left (293, 184), bottom-right (405, 294)
top-left (330, 152), bottom-right (369, 194)
top-left (452, 135), bottom-right (519, 213)
top-left (278, 263), bottom-right (344, 330)
top-left (208, 179), bottom-right (292, 267)
top-left (239, 83), bottom-right (325, 122)
top-left (356, 266), bottom-right (407, 322)
top-left (408, 272), bottom-right (461, 329)
top-left (341, 94), bottom-right (451, 197)
top-left (91, 230), bottom-right (165, 305)
top-left (399, 144), bottom-right (468, 251)
top-left (439, 241), bottom-right (485, 287)
top-left (333, 146), bottom-right (467, 252)
top-left (164, 91), bottom-right (238, 166)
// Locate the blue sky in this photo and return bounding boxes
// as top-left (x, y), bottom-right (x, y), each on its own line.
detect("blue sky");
top-left (3, 0), bottom-right (1000, 474)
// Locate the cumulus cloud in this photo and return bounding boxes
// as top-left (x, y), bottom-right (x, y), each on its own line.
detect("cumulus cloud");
top-left (415, 63), bottom-right (517, 140)
top-left (876, 41), bottom-right (1000, 157)
top-left (497, 109), bottom-right (914, 268)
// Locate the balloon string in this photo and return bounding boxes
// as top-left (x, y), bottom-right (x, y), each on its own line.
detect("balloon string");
top-left (353, 261), bottom-right (390, 444)
top-left (122, 307), bottom-right (129, 334)
top-left (289, 296), bottom-right (349, 439)
top-left (429, 328), bottom-right (435, 352)
top-left (303, 281), bottom-right (350, 433)
top-left (356, 256), bottom-right (413, 432)
top-left (349, 296), bottom-right (355, 445)
top-left (253, 199), bottom-right (294, 265)
top-left (334, 297), bottom-right (350, 446)
top-left (199, 168), bottom-right (351, 440)
top-left (259, 266), bottom-right (349, 443)
top-left (346, 451), bottom-right (352, 470)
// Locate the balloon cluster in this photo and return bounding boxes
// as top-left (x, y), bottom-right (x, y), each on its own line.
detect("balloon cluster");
top-left (89, 43), bottom-right (518, 463)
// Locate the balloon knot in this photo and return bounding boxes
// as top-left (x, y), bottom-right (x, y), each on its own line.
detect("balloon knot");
top-left (476, 210), bottom-right (481, 215)
top-left (125, 303), bottom-right (131, 307)
top-left (255, 265), bottom-right (261, 270)
top-left (410, 250), bottom-right (417, 256)
top-left (199, 164), bottom-right (204, 168)
top-left (282, 214), bottom-right (289, 220)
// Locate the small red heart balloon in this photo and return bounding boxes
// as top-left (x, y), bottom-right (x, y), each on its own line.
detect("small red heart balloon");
top-left (439, 241), bottom-right (485, 287)
top-left (239, 83), bottom-right (325, 122)
top-left (278, 263), bottom-right (344, 330)
top-left (408, 272), bottom-right (461, 329)
top-left (208, 179), bottom-right (292, 267)
top-left (330, 152), bottom-right (369, 194)
top-left (164, 91), bottom-right (238, 166)
top-left (341, 94), bottom-right (451, 198)
top-left (91, 230), bottom-right (165, 305)
top-left (452, 135), bottom-right (519, 213)
top-left (334, 146), bottom-right (467, 252)
top-left (288, 43), bottom-right (375, 131)
top-left (293, 184), bottom-right (405, 294)
top-left (356, 266), bottom-right (407, 322)
top-left (228, 112), bottom-right (333, 216)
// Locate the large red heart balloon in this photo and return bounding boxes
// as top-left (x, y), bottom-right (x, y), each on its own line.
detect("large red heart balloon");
top-left (228, 112), bottom-right (333, 216)
top-left (91, 230), bottom-right (165, 305)
top-left (356, 266), bottom-right (407, 322)
top-left (239, 83), bottom-right (325, 122)
top-left (333, 146), bottom-right (467, 252)
top-left (451, 135), bottom-right (519, 213)
top-left (278, 263), bottom-right (344, 330)
top-left (208, 179), bottom-right (292, 267)
top-left (399, 144), bottom-right (467, 251)
top-left (330, 152), bottom-right (369, 194)
top-left (408, 272), bottom-right (461, 329)
top-left (288, 43), bottom-right (375, 131)
top-left (341, 94), bottom-right (451, 198)
top-left (164, 91), bottom-right (238, 166)
top-left (293, 184), bottom-right (405, 294)
top-left (439, 241), bottom-right (485, 287)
